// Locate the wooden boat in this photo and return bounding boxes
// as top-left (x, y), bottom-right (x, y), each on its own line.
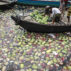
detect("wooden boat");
top-left (17, 0), bottom-right (71, 7)
top-left (0, 1), bottom-right (16, 11)
top-left (11, 16), bottom-right (71, 33)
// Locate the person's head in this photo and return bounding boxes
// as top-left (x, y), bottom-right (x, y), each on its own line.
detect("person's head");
top-left (45, 6), bottom-right (50, 11)
top-left (49, 6), bottom-right (52, 13)
top-left (45, 6), bottom-right (51, 15)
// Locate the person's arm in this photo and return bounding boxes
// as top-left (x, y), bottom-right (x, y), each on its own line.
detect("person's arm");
top-left (52, 19), bottom-right (55, 24)
top-left (52, 9), bottom-right (55, 17)
top-left (52, 9), bottom-right (55, 24)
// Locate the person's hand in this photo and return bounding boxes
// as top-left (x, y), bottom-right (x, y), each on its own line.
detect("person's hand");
top-left (52, 21), bottom-right (54, 24)
top-left (52, 22), bottom-right (54, 24)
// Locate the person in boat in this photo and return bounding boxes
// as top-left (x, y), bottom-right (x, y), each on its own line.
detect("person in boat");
top-left (45, 6), bottom-right (51, 17)
top-left (49, 7), bottom-right (61, 24)
top-left (67, 6), bottom-right (71, 23)
top-left (60, 0), bottom-right (65, 16)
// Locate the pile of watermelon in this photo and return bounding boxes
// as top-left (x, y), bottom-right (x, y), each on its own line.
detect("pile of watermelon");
top-left (30, 10), bottom-right (50, 24)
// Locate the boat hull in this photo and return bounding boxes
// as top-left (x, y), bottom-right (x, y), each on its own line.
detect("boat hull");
top-left (11, 16), bottom-right (71, 33)
top-left (17, 0), bottom-right (71, 7)
top-left (0, 2), bottom-right (16, 11)
top-left (18, 0), bottom-right (60, 7)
